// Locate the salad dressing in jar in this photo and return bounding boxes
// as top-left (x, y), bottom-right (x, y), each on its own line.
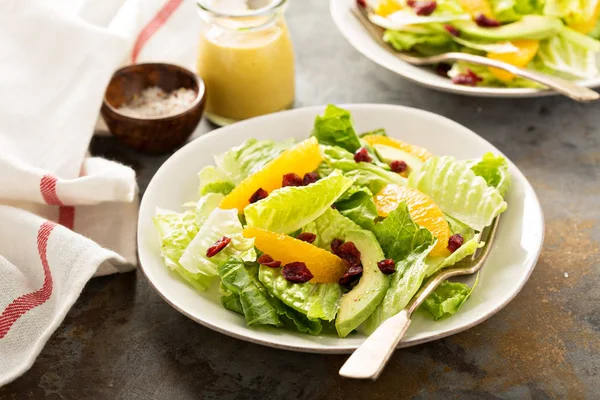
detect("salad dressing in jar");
top-left (196, 0), bottom-right (295, 125)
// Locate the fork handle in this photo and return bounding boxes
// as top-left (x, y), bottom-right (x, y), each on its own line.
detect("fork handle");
top-left (439, 52), bottom-right (599, 102)
top-left (339, 309), bottom-right (411, 380)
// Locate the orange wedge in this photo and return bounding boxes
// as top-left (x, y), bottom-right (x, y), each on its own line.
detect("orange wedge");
top-left (375, 184), bottom-right (451, 257)
top-left (488, 40), bottom-right (540, 82)
top-left (243, 227), bottom-right (347, 283)
top-left (220, 137), bottom-right (322, 212)
top-left (375, 0), bottom-right (402, 16)
top-left (458, 0), bottom-right (494, 17)
top-left (362, 134), bottom-right (432, 162)
top-left (569, 2), bottom-right (600, 34)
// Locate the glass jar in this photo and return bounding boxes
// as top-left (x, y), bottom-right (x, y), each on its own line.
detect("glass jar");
top-left (196, 0), bottom-right (295, 126)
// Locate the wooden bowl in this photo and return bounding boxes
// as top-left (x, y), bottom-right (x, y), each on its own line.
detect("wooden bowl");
top-left (101, 63), bottom-right (206, 154)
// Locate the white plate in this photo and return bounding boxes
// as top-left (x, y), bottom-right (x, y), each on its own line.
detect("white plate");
top-left (330, 0), bottom-right (600, 98)
top-left (138, 104), bottom-right (544, 353)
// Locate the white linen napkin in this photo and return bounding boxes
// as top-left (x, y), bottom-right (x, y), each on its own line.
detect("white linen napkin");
top-left (0, 0), bottom-right (200, 386)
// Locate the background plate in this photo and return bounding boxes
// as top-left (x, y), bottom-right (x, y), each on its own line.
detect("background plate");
top-left (138, 104), bottom-right (544, 353)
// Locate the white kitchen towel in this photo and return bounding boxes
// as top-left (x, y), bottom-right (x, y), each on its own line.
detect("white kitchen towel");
top-left (0, 0), bottom-right (200, 386)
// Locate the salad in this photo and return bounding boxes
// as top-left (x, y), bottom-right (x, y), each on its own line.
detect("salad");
top-left (153, 105), bottom-right (510, 337)
top-left (362, 0), bottom-right (600, 88)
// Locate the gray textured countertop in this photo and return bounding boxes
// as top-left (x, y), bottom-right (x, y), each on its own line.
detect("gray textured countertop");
top-left (2, 1), bottom-right (599, 398)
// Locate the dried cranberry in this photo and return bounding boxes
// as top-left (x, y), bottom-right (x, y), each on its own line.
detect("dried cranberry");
top-left (339, 264), bottom-right (363, 286)
top-left (303, 172), bottom-right (319, 185)
top-left (282, 262), bottom-right (314, 283)
top-left (282, 173), bottom-right (303, 187)
top-left (335, 242), bottom-right (362, 268)
top-left (331, 204), bottom-right (337, 210)
top-left (356, 0), bottom-right (367, 8)
top-left (377, 258), bottom-right (396, 274)
top-left (257, 254), bottom-right (282, 268)
top-left (354, 147), bottom-right (372, 163)
top-left (390, 160), bottom-right (408, 173)
top-left (451, 69), bottom-right (483, 86)
top-left (249, 188), bottom-right (268, 203)
top-left (447, 234), bottom-right (464, 253)
top-left (407, 0), bottom-right (416, 5)
top-left (444, 24), bottom-right (460, 37)
top-left (206, 236), bottom-right (231, 257)
top-left (296, 232), bottom-right (317, 244)
top-left (435, 63), bottom-right (452, 77)
top-left (411, 0), bottom-right (437, 16)
top-left (474, 13), bottom-right (500, 27)
top-left (331, 238), bottom-right (343, 254)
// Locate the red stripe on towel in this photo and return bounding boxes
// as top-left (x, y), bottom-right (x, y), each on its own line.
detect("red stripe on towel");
top-left (40, 174), bottom-right (75, 230)
top-left (131, 0), bottom-right (184, 63)
top-left (0, 222), bottom-right (55, 339)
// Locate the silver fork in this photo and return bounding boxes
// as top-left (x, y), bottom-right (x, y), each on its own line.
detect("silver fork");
top-left (339, 216), bottom-right (501, 380)
top-left (352, 7), bottom-right (599, 102)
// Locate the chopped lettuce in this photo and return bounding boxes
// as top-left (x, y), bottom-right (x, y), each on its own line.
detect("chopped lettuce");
top-left (468, 152), bottom-right (511, 198)
top-left (219, 257), bottom-right (282, 327)
top-left (302, 207), bottom-right (361, 250)
top-left (153, 208), bottom-right (212, 291)
top-left (489, 0), bottom-right (544, 22)
top-left (179, 208), bottom-right (256, 279)
top-left (215, 138), bottom-right (293, 184)
top-left (198, 165), bottom-right (235, 196)
top-left (244, 170), bottom-right (354, 234)
top-left (359, 128), bottom-right (387, 138)
top-left (258, 266), bottom-right (342, 321)
top-left (447, 62), bottom-right (545, 89)
top-left (333, 185), bottom-right (379, 230)
top-left (408, 156), bottom-right (507, 231)
top-left (312, 105), bottom-right (362, 153)
top-left (425, 236), bottom-right (481, 277)
top-left (384, 30), bottom-right (456, 56)
top-left (544, 0), bottom-right (599, 27)
top-left (220, 283), bottom-right (244, 315)
top-left (421, 279), bottom-right (477, 320)
top-left (195, 193), bottom-right (225, 227)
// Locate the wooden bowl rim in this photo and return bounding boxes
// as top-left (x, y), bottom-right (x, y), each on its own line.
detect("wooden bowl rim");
top-left (102, 62), bottom-right (206, 122)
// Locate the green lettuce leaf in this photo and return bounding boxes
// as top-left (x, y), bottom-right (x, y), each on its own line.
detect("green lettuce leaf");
top-left (425, 236), bottom-right (481, 277)
top-left (220, 282), bottom-right (244, 315)
top-left (195, 193), bottom-right (225, 227)
top-left (302, 207), bottom-right (361, 250)
top-left (153, 208), bottom-right (212, 291)
top-left (198, 166), bottom-right (235, 196)
top-left (448, 62), bottom-right (545, 88)
top-left (179, 208), bottom-right (256, 278)
top-left (384, 30), bottom-right (456, 56)
top-left (359, 128), bottom-right (387, 138)
top-left (258, 266), bottom-right (342, 321)
top-left (421, 278), bottom-right (477, 320)
top-left (219, 257), bottom-right (282, 327)
top-left (445, 214), bottom-right (475, 240)
top-left (373, 202), bottom-right (435, 262)
top-left (468, 152), bottom-right (511, 198)
top-left (333, 185), bottom-right (379, 230)
top-left (312, 105), bottom-right (362, 153)
top-left (408, 156), bottom-right (507, 231)
top-left (489, 0), bottom-right (543, 22)
top-left (537, 26), bottom-right (600, 79)
top-left (215, 138), bottom-right (293, 184)
top-left (244, 170), bottom-right (354, 234)
top-left (544, 0), bottom-right (599, 27)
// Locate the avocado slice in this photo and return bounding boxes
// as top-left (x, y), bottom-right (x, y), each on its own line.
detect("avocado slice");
top-left (373, 144), bottom-right (424, 173)
top-left (455, 15), bottom-right (564, 41)
top-left (335, 230), bottom-right (390, 338)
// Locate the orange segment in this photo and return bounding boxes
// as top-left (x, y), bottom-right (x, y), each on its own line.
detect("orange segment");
top-left (569, 2), bottom-right (600, 33)
top-left (362, 134), bottom-right (432, 162)
top-left (488, 40), bottom-right (540, 82)
top-left (220, 137), bottom-right (322, 212)
top-left (243, 227), bottom-right (348, 283)
top-left (375, 184), bottom-right (451, 257)
top-left (375, 0), bottom-right (402, 16)
top-left (458, 0), bottom-right (494, 17)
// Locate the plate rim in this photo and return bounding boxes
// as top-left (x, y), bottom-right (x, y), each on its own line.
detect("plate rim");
top-left (137, 103), bottom-right (545, 354)
top-left (329, 0), bottom-right (600, 98)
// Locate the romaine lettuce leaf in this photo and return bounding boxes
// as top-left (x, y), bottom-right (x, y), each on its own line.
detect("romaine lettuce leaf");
top-left (489, 0), bottom-right (543, 22)
top-left (384, 30), bottom-right (457, 55)
top-left (372, 11), bottom-right (470, 31)
top-left (195, 193), bottom-right (225, 227)
top-left (333, 185), bottom-right (379, 230)
top-left (537, 26), bottom-right (600, 79)
top-left (312, 105), bottom-right (362, 153)
top-left (468, 152), bottom-right (511, 198)
top-left (302, 207), bottom-right (361, 250)
top-left (198, 165), bottom-right (235, 196)
top-left (544, 0), bottom-right (599, 27)
top-left (258, 266), bottom-right (342, 321)
top-left (153, 208), bottom-right (212, 291)
top-left (220, 282), bottom-right (244, 315)
top-left (359, 128), bottom-right (387, 138)
top-left (425, 236), bottom-right (481, 276)
top-left (215, 138), bottom-right (294, 184)
top-left (219, 257), bottom-right (282, 327)
top-left (447, 62), bottom-right (545, 88)
top-left (421, 279), bottom-right (476, 320)
top-left (408, 156), bottom-right (507, 231)
top-left (244, 170), bottom-right (354, 234)
top-left (179, 208), bottom-right (256, 278)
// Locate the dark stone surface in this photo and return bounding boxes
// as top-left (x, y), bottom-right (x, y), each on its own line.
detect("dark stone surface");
top-left (2, 0), bottom-right (599, 398)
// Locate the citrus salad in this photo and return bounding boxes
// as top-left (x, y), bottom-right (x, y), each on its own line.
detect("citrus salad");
top-left (153, 105), bottom-right (510, 337)
top-left (363, 0), bottom-right (600, 88)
